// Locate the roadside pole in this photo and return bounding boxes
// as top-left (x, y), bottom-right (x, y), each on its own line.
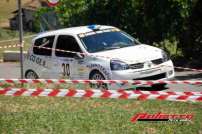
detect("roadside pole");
top-left (17, 0), bottom-right (24, 79)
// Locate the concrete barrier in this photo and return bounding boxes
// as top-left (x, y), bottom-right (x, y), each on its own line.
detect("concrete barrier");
top-left (3, 51), bottom-right (27, 62)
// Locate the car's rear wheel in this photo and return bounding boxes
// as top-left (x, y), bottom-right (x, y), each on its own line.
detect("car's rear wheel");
top-left (89, 71), bottom-right (108, 89)
top-left (25, 70), bottom-right (39, 79)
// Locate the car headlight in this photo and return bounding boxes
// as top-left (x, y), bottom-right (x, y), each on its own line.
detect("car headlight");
top-left (110, 59), bottom-right (129, 70)
top-left (161, 50), bottom-right (170, 62)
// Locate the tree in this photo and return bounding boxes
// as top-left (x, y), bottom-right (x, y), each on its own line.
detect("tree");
top-left (54, 0), bottom-right (86, 26)
top-left (37, 0), bottom-right (201, 66)
top-left (180, 0), bottom-right (202, 63)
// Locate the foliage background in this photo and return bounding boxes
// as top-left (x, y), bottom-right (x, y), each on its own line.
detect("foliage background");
top-left (36, 0), bottom-right (202, 66)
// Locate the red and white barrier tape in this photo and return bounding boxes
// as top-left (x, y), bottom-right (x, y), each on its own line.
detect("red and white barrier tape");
top-left (33, 46), bottom-right (136, 63)
top-left (1, 79), bottom-right (202, 85)
top-left (0, 44), bottom-right (23, 49)
top-left (34, 46), bottom-right (202, 72)
top-left (0, 88), bottom-right (202, 102)
top-left (1, 35), bottom-right (200, 73)
top-left (175, 66), bottom-right (202, 72)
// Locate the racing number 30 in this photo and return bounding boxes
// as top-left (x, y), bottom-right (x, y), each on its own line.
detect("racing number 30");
top-left (62, 63), bottom-right (70, 76)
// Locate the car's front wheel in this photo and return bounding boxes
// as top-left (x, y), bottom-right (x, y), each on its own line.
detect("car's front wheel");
top-left (151, 83), bottom-right (167, 90)
top-left (89, 70), bottom-right (108, 89)
top-left (25, 70), bottom-right (39, 79)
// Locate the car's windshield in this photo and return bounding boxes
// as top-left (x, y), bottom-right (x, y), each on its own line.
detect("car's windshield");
top-left (79, 31), bottom-right (140, 53)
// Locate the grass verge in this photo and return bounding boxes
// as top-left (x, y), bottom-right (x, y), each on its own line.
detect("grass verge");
top-left (0, 83), bottom-right (202, 134)
top-left (0, 28), bottom-right (35, 58)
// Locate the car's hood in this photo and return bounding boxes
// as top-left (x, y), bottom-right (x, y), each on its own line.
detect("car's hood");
top-left (93, 44), bottom-right (163, 64)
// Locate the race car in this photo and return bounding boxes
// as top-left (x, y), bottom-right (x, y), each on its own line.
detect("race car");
top-left (24, 25), bottom-right (174, 89)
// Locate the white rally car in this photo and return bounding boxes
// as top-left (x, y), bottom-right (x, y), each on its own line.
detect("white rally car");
top-left (24, 25), bottom-right (174, 89)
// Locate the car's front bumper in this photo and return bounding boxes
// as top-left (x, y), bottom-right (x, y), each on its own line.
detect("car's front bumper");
top-left (109, 60), bottom-right (174, 89)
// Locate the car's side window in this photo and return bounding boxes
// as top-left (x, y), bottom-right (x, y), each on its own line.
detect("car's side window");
top-left (55, 35), bottom-right (82, 57)
top-left (33, 36), bottom-right (55, 56)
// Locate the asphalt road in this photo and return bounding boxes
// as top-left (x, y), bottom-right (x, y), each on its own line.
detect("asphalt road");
top-left (0, 62), bottom-right (201, 92)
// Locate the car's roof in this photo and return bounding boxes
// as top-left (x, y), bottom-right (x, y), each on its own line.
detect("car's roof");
top-left (34, 25), bottom-right (116, 39)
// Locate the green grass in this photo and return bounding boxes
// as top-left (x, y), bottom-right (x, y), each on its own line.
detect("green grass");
top-left (0, 96), bottom-right (202, 134)
top-left (0, 83), bottom-right (202, 134)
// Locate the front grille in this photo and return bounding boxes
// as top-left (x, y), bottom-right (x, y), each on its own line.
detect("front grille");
top-left (133, 73), bottom-right (166, 80)
top-left (152, 58), bottom-right (163, 65)
top-left (129, 63), bottom-right (144, 69)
